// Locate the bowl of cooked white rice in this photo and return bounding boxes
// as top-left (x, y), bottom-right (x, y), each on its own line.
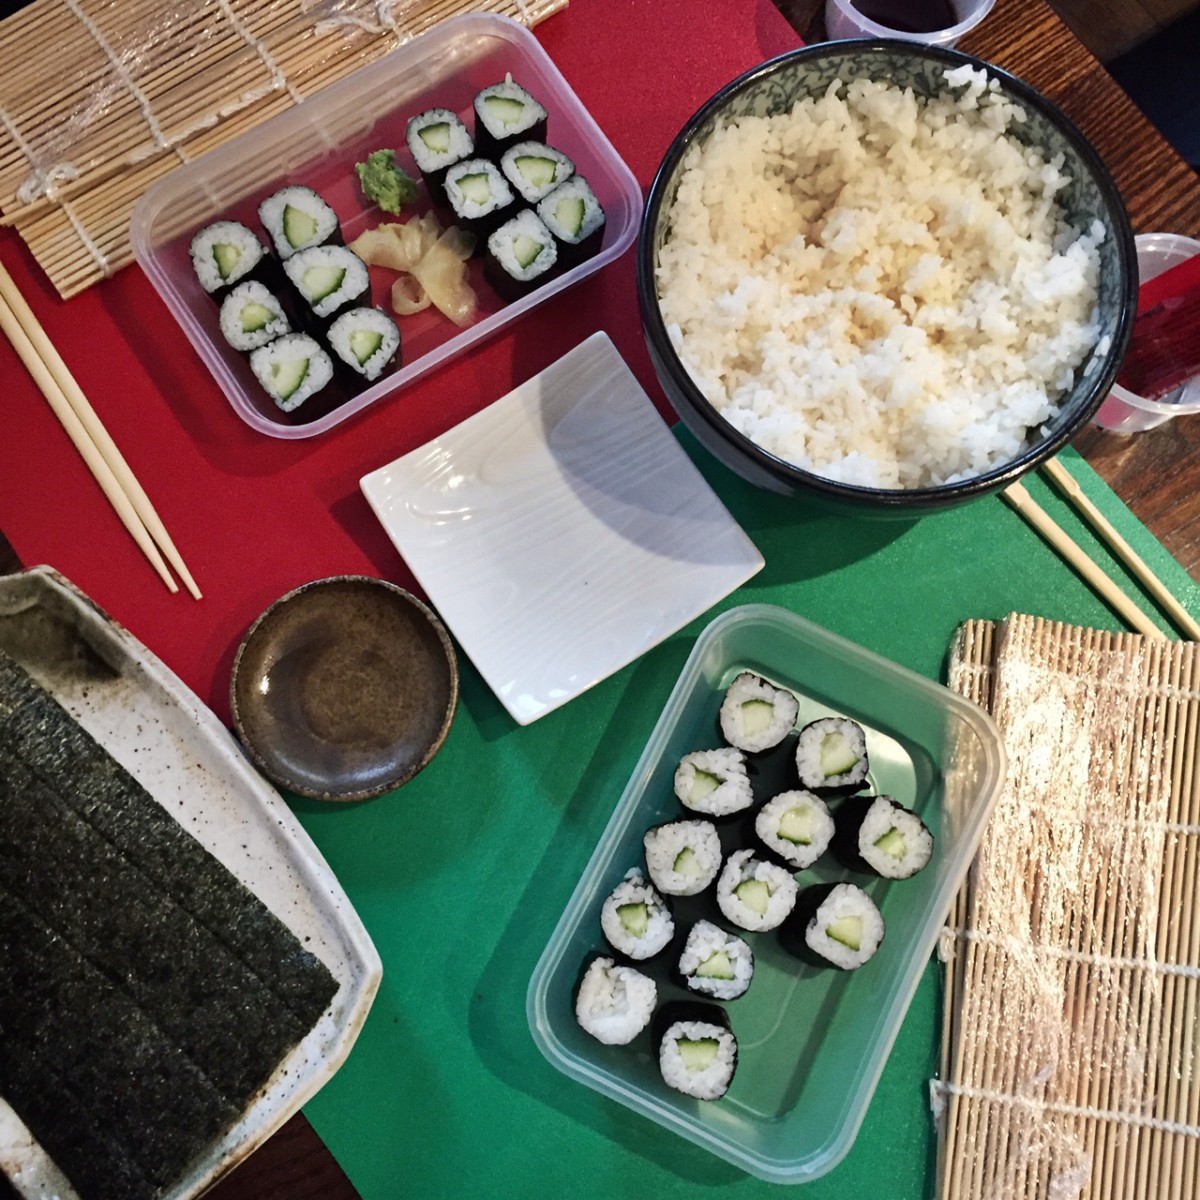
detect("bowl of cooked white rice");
top-left (636, 40), bottom-right (1137, 513)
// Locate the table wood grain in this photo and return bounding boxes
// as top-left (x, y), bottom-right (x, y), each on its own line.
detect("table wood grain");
top-left (1, 3), bottom-right (1198, 1200)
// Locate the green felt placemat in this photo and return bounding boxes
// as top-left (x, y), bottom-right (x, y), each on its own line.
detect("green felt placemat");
top-left (292, 435), bottom-right (1199, 1199)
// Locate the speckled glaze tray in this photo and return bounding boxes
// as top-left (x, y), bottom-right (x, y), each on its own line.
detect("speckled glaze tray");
top-left (0, 565), bottom-right (381, 1200)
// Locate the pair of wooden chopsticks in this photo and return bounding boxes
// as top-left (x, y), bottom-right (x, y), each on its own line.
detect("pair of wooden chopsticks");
top-left (0, 261), bottom-right (200, 599)
top-left (1003, 457), bottom-right (1200, 641)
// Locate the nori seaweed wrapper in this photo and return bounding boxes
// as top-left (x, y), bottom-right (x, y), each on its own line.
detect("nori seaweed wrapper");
top-left (0, 653), bottom-right (337, 1020)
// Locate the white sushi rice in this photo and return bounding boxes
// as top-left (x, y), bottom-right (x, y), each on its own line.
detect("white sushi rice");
top-left (655, 66), bottom-right (1106, 489)
top-left (218, 280), bottom-right (290, 352)
top-left (643, 819), bottom-right (722, 896)
top-left (718, 671), bottom-right (799, 753)
top-left (804, 882), bottom-right (885, 969)
top-left (327, 306), bottom-right (400, 382)
top-left (599, 869), bottom-right (674, 960)
top-left (444, 158), bottom-right (515, 220)
top-left (855, 795), bottom-right (934, 879)
top-left (755, 789), bottom-right (834, 870)
top-left (716, 848), bottom-right (798, 932)
top-left (249, 333), bottom-right (333, 413)
top-left (258, 185), bottom-right (340, 259)
top-left (189, 220), bottom-right (265, 293)
top-left (658, 1017), bottom-right (738, 1100)
top-left (673, 747), bottom-right (753, 817)
top-left (406, 107), bottom-right (474, 173)
top-left (678, 920), bottom-right (754, 1000)
top-left (575, 957), bottom-right (657, 1045)
top-left (500, 140), bottom-right (575, 203)
top-left (795, 717), bottom-right (869, 790)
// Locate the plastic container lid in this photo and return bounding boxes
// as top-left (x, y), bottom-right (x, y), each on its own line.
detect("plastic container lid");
top-left (1092, 233), bottom-right (1200, 434)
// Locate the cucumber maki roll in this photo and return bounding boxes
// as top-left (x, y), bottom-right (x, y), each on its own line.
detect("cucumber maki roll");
top-left (643, 819), bottom-right (722, 897)
top-left (574, 955), bottom-right (657, 1046)
top-left (795, 716), bottom-right (869, 791)
top-left (218, 280), bottom-right (291, 352)
top-left (258, 185), bottom-right (341, 260)
top-left (283, 244), bottom-right (370, 326)
top-left (792, 881), bottom-right (885, 970)
top-left (443, 158), bottom-right (517, 243)
top-left (190, 220), bottom-right (267, 297)
top-left (656, 1001), bottom-right (737, 1100)
top-left (326, 306), bottom-right (400, 385)
top-left (473, 76), bottom-right (548, 159)
top-left (499, 141), bottom-right (575, 204)
top-left (249, 332), bottom-right (334, 413)
top-left (834, 794), bottom-right (934, 880)
top-left (715, 848), bottom-right (797, 932)
top-left (677, 920), bottom-right (754, 1001)
top-left (483, 210), bottom-right (558, 303)
top-left (537, 176), bottom-right (606, 271)
top-left (673, 747), bottom-right (753, 819)
top-left (599, 869), bottom-right (674, 961)
top-left (406, 108), bottom-right (474, 209)
top-left (718, 671), bottom-right (798, 753)
top-left (754, 789), bottom-right (834, 871)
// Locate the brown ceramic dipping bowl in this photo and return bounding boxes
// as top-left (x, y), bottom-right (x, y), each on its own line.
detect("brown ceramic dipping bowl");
top-left (230, 576), bottom-right (459, 802)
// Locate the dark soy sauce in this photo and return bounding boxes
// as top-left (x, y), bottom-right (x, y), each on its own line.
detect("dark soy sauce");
top-left (850, 0), bottom-right (960, 33)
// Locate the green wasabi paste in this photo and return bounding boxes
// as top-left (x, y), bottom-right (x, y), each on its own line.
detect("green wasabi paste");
top-left (355, 148), bottom-right (418, 214)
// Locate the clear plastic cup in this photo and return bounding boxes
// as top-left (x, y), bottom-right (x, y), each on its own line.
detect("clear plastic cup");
top-left (823, 0), bottom-right (995, 47)
top-left (1092, 233), bottom-right (1200, 434)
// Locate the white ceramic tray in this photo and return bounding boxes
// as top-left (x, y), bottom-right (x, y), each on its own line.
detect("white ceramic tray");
top-left (360, 332), bottom-right (765, 724)
top-left (0, 566), bottom-right (381, 1200)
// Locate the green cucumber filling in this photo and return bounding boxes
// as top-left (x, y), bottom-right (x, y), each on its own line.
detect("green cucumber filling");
top-left (553, 195), bottom-right (586, 237)
top-left (672, 846), bottom-right (705, 880)
top-left (239, 300), bottom-right (274, 333)
top-left (348, 328), bottom-right (384, 365)
top-left (418, 121), bottom-right (451, 152)
top-left (282, 204), bottom-right (319, 249)
top-left (826, 914), bottom-right (863, 951)
top-left (735, 878), bottom-right (771, 916)
top-left (270, 357), bottom-right (310, 401)
top-left (676, 1037), bottom-right (720, 1073)
top-left (302, 264), bottom-right (346, 303)
top-left (873, 827), bottom-right (908, 860)
top-left (695, 950), bottom-right (735, 981)
top-left (737, 698), bottom-right (776, 739)
top-left (617, 901), bottom-right (648, 938)
top-left (484, 95), bottom-right (527, 127)
top-left (778, 806), bottom-right (814, 845)
top-left (512, 234), bottom-right (545, 269)
top-left (457, 172), bottom-right (492, 205)
top-left (212, 242), bottom-right (242, 280)
top-left (819, 732), bottom-right (859, 779)
top-left (686, 768), bottom-right (721, 803)
top-left (515, 155), bottom-right (557, 188)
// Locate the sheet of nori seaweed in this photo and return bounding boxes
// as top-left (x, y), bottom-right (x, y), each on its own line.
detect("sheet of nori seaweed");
top-left (0, 652), bottom-right (336, 1021)
top-left (0, 885), bottom-right (241, 1200)
top-left (0, 747), bottom-right (312, 1097)
top-left (0, 653), bottom-right (340, 1200)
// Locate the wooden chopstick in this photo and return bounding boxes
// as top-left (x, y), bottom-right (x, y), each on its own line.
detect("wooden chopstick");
top-left (1002, 480), bottom-right (1166, 640)
top-left (0, 261), bottom-right (202, 599)
top-left (1041, 457), bottom-right (1200, 640)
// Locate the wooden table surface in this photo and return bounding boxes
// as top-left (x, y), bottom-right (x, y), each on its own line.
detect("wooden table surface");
top-left (2, 1), bottom-right (1199, 1198)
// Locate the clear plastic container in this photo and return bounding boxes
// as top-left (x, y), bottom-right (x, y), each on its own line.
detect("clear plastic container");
top-left (824, 0), bottom-right (995, 47)
top-left (527, 604), bottom-right (1006, 1184)
top-left (1092, 233), bottom-right (1200, 434)
top-left (130, 14), bottom-right (642, 439)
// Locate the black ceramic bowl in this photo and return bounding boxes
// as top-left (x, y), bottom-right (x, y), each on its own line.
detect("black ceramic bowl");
top-left (636, 40), bottom-right (1137, 515)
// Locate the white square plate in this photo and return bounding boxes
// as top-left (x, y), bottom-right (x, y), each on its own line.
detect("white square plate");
top-left (360, 332), bottom-right (765, 724)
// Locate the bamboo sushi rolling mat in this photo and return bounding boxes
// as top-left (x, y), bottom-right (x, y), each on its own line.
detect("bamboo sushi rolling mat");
top-left (937, 614), bottom-right (1200, 1200)
top-left (0, 0), bottom-right (567, 299)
